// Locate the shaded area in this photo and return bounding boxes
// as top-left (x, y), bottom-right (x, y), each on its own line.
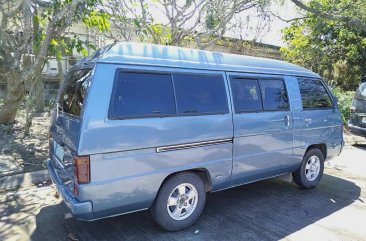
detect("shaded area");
top-left (28, 174), bottom-right (361, 241)
top-left (0, 111), bottom-right (49, 176)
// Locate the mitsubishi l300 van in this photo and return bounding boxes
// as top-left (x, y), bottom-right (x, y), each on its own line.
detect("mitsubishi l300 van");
top-left (48, 42), bottom-right (344, 231)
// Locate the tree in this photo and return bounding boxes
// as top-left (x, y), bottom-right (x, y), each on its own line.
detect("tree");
top-left (105, 0), bottom-right (271, 49)
top-left (289, 0), bottom-right (366, 34)
top-left (281, 0), bottom-right (366, 89)
top-left (0, 0), bottom-right (109, 124)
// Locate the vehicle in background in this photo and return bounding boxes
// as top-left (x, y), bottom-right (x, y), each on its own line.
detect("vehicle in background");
top-left (348, 77), bottom-right (366, 138)
top-left (47, 42), bottom-right (344, 231)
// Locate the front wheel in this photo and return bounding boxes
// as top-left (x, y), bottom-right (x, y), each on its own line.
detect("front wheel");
top-left (150, 172), bottom-right (206, 231)
top-left (292, 148), bottom-right (324, 188)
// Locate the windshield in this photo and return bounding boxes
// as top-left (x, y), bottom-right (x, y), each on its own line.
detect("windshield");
top-left (59, 68), bottom-right (92, 117)
top-left (355, 82), bottom-right (366, 100)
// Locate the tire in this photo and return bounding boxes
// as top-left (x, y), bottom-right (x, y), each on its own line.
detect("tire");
top-left (150, 172), bottom-right (206, 231)
top-left (292, 148), bottom-right (324, 188)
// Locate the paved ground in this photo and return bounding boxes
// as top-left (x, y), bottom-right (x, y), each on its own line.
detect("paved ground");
top-left (0, 145), bottom-right (365, 241)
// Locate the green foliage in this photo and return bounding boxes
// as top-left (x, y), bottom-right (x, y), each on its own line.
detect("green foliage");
top-left (331, 86), bottom-right (354, 125)
top-left (82, 11), bottom-right (110, 32)
top-left (33, 0), bottom-right (110, 59)
top-left (281, 0), bottom-right (366, 90)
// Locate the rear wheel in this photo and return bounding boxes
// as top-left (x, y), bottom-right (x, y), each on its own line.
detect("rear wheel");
top-left (292, 148), bottom-right (324, 188)
top-left (151, 172), bottom-right (206, 231)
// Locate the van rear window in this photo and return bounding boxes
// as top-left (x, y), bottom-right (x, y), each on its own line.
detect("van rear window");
top-left (110, 72), bottom-right (176, 118)
top-left (173, 74), bottom-right (229, 115)
top-left (110, 70), bottom-right (230, 119)
top-left (59, 68), bottom-right (92, 117)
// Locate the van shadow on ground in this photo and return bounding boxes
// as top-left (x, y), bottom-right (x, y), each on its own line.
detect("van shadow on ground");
top-left (30, 173), bottom-right (361, 241)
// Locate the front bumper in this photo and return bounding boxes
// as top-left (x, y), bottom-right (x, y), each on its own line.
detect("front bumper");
top-left (348, 123), bottom-right (366, 138)
top-left (47, 160), bottom-right (93, 220)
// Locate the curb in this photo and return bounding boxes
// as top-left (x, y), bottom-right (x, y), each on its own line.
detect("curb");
top-left (0, 169), bottom-right (50, 192)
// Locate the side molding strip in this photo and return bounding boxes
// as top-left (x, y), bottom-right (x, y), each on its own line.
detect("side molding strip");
top-left (156, 138), bottom-right (233, 153)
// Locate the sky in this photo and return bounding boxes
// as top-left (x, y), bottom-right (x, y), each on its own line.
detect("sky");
top-left (143, 0), bottom-right (301, 47)
top-left (236, 1), bottom-right (300, 46)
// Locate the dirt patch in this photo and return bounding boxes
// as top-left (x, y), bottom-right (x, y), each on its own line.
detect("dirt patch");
top-left (0, 110), bottom-right (50, 174)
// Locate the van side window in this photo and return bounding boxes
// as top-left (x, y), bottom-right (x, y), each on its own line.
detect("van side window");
top-left (173, 74), bottom-right (229, 114)
top-left (230, 79), bottom-right (262, 112)
top-left (298, 78), bottom-right (332, 109)
top-left (110, 72), bottom-right (176, 118)
top-left (259, 79), bottom-right (289, 111)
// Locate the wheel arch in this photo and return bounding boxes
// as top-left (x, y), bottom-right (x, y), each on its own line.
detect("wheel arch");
top-left (159, 168), bottom-right (213, 194)
top-left (305, 143), bottom-right (327, 160)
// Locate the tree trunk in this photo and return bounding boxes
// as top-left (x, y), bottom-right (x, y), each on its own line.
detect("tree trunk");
top-left (57, 59), bottom-right (64, 83)
top-left (34, 75), bottom-right (45, 113)
top-left (0, 71), bottom-right (24, 124)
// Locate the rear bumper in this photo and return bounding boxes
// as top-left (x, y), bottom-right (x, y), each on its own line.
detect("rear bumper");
top-left (347, 123), bottom-right (366, 138)
top-left (47, 160), bottom-right (93, 220)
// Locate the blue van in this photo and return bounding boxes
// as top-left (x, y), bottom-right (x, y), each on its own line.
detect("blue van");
top-left (48, 42), bottom-right (344, 231)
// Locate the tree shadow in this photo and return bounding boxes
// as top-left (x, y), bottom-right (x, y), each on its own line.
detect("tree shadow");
top-left (29, 174), bottom-right (361, 241)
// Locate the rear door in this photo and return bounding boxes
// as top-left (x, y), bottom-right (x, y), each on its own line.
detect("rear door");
top-left (227, 73), bottom-right (294, 186)
top-left (49, 67), bottom-right (93, 194)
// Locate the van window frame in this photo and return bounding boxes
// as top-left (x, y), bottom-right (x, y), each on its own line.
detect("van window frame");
top-left (108, 68), bottom-right (230, 120)
top-left (172, 72), bottom-right (230, 116)
top-left (229, 76), bottom-right (290, 114)
top-left (57, 66), bottom-right (94, 119)
top-left (297, 77), bottom-right (334, 111)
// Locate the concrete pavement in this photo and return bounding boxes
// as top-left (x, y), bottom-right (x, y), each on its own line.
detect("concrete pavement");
top-left (0, 145), bottom-right (365, 241)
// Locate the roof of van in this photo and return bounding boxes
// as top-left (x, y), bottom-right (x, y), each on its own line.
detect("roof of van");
top-left (85, 42), bottom-right (319, 78)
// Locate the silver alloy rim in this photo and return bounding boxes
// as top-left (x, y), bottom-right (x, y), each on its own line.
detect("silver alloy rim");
top-left (305, 155), bottom-right (321, 181)
top-left (166, 183), bottom-right (198, 221)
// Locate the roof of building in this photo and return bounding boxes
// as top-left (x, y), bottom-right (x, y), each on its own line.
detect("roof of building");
top-left (78, 42), bottom-right (319, 78)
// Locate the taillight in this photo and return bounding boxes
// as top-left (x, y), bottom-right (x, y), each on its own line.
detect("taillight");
top-left (73, 155), bottom-right (90, 184)
top-left (350, 106), bottom-right (356, 113)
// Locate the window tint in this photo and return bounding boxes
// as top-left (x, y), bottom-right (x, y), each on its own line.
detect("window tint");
top-left (259, 79), bottom-right (289, 111)
top-left (230, 79), bottom-right (262, 112)
top-left (298, 79), bottom-right (332, 109)
top-left (110, 72), bottom-right (176, 118)
top-left (173, 74), bottom-right (228, 114)
top-left (59, 68), bottom-right (92, 117)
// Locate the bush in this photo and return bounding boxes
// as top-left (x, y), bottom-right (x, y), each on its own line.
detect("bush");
top-left (331, 87), bottom-right (354, 125)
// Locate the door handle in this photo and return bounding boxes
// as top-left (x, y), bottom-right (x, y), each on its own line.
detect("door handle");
top-left (304, 118), bottom-right (312, 124)
top-left (285, 115), bottom-right (290, 127)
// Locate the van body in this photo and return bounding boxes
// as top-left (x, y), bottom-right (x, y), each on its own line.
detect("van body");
top-left (348, 80), bottom-right (366, 137)
top-left (48, 42), bottom-right (344, 230)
